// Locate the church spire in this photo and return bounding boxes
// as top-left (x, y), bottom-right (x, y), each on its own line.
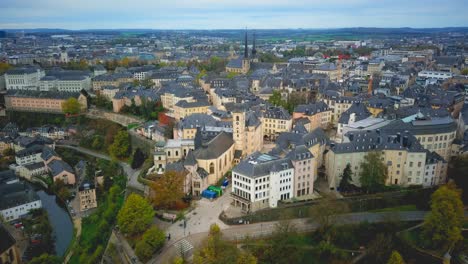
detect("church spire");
top-left (252, 30), bottom-right (257, 57)
top-left (244, 29), bottom-right (248, 58)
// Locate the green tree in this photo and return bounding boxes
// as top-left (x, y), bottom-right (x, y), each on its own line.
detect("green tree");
top-left (135, 226), bottom-right (166, 261)
top-left (359, 151), bottom-right (387, 193)
top-left (268, 91), bottom-right (286, 108)
top-left (387, 251), bottom-right (405, 264)
top-left (108, 130), bottom-right (130, 159)
top-left (462, 68), bottom-right (468, 75)
top-left (62, 97), bottom-right (82, 114)
top-left (0, 62), bottom-right (12, 74)
top-left (29, 254), bottom-right (62, 264)
top-left (117, 194), bottom-right (155, 235)
top-left (423, 183), bottom-right (464, 250)
top-left (226, 72), bottom-right (238, 79)
top-left (338, 164), bottom-right (353, 192)
top-left (131, 148), bottom-right (146, 169)
top-left (91, 135), bottom-right (104, 150)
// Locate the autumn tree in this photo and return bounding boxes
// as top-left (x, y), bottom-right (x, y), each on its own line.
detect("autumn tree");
top-left (29, 254), bottom-right (62, 264)
top-left (135, 226), bottom-right (166, 261)
top-left (338, 164), bottom-right (353, 193)
top-left (62, 97), bottom-right (81, 115)
top-left (387, 251), bottom-right (405, 264)
top-left (117, 194), bottom-right (155, 235)
top-left (423, 183), bottom-right (464, 250)
top-left (149, 171), bottom-right (185, 209)
top-left (193, 224), bottom-right (255, 264)
top-left (359, 151), bottom-right (387, 193)
top-left (108, 130), bottom-right (130, 159)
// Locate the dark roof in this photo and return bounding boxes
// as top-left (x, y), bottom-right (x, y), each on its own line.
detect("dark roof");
top-left (0, 182), bottom-right (40, 210)
top-left (0, 225), bottom-right (16, 253)
top-left (16, 145), bottom-right (43, 158)
top-left (382, 117), bottom-right (457, 135)
top-left (48, 160), bottom-right (74, 177)
top-left (193, 131), bottom-right (234, 160)
top-left (338, 102), bottom-right (372, 124)
top-left (331, 130), bottom-right (426, 154)
top-left (0, 170), bottom-right (18, 184)
top-left (233, 152), bottom-right (293, 178)
top-left (263, 106), bottom-right (291, 120)
top-left (294, 101), bottom-right (330, 115)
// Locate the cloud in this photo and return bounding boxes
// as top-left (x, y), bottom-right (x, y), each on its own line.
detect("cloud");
top-left (0, 0), bottom-right (466, 29)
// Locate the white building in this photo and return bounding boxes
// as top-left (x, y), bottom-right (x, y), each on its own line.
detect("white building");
top-left (418, 71), bottom-right (453, 81)
top-left (5, 67), bottom-right (45, 90)
top-left (39, 75), bottom-right (91, 92)
top-left (232, 153), bottom-right (294, 212)
top-left (15, 145), bottom-right (44, 166)
top-left (0, 183), bottom-right (43, 222)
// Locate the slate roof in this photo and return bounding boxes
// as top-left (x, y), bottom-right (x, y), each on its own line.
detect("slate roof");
top-left (331, 130), bottom-right (426, 154)
top-left (382, 116), bottom-right (457, 135)
top-left (193, 131), bottom-right (234, 160)
top-left (294, 101), bottom-right (330, 115)
top-left (0, 224), bottom-right (16, 253)
top-left (338, 102), bottom-right (372, 124)
top-left (263, 106), bottom-right (291, 120)
top-left (48, 160), bottom-right (74, 177)
top-left (285, 145), bottom-right (314, 161)
top-left (0, 170), bottom-right (17, 184)
top-left (41, 146), bottom-right (58, 161)
top-left (16, 145), bottom-right (43, 158)
top-left (275, 128), bottom-right (328, 151)
top-left (0, 182), bottom-right (40, 210)
top-left (233, 152), bottom-right (293, 178)
top-left (179, 114), bottom-right (218, 129)
top-left (226, 58), bottom-right (243, 69)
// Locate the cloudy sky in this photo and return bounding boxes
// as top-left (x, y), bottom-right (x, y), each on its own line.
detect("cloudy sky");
top-left (0, 0), bottom-right (467, 29)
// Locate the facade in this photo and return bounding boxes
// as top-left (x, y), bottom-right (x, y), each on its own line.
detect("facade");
top-left (92, 72), bottom-right (133, 91)
top-left (232, 110), bottom-right (263, 160)
top-left (261, 106), bottom-right (292, 140)
top-left (112, 87), bottom-right (159, 112)
top-left (5, 90), bottom-right (88, 113)
top-left (287, 146), bottom-right (315, 197)
top-left (15, 145), bottom-right (43, 166)
top-left (39, 75), bottom-right (91, 92)
top-left (326, 130), bottom-right (431, 190)
top-left (78, 181), bottom-right (97, 211)
top-left (173, 100), bottom-right (210, 121)
top-left (4, 67), bottom-right (45, 90)
top-left (47, 159), bottom-right (76, 185)
top-left (293, 102), bottom-right (332, 131)
top-left (232, 152), bottom-right (294, 212)
top-left (322, 94), bottom-right (361, 125)
top-left (0, 182), bottom-right (42, 222)
top-left (0, 225), bottom-right (21, 264)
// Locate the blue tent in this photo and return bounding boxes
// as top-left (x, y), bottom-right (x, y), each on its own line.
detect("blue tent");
top-left (201, 189), bottom-right (217, 199)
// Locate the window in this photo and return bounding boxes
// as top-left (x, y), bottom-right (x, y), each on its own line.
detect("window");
top-left (209, 163), bottom-right (214, 174)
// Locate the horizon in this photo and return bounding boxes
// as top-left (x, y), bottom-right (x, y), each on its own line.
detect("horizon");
top-left (1, 0), bottom-right (467, 30)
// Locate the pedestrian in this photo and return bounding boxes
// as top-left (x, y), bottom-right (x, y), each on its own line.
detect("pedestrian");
top-left (168, 233), bottom-right (171, 240)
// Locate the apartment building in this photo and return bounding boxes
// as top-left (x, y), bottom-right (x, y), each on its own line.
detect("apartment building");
top-left (232, 109), bottom-right (263, 160)
top-left (261, 106), bottom-right (292, 140)
top-left (4, 67), bottom-right (45, 90)
top-left (293, 102), bottom-right (332, 131)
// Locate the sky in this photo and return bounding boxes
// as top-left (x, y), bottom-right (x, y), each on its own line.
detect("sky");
top-left (0, 0), bottom-right (467, 30)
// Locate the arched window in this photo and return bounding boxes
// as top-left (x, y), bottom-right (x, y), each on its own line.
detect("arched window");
top-left (209, 162), bottom-right (215, 174)
top-left (236, 116), bottom-right (239, 121)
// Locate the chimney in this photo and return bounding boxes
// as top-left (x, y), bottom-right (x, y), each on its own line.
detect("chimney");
top-left (402, 136), bottom-right (409, 147)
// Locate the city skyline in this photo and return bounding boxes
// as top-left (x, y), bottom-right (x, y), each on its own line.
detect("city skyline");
top-left (1, 0), bottom-right (467, 30)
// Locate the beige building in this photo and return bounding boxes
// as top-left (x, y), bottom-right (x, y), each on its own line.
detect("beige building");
top-left (92, 73), bottom-right (133, 91)
top-left (326, 130), bottom-right (434, 190)
top-left (312, 63), bottom-right (340, 81)
top-left (287, 146), bottom-right (316, 197)
top-left (321, 93), bottom-right (361, 125)
top-left (78, 182), bottom-right (97, 211)
top-left (0, 225), bottom-right (21, 264)
top-left (232, 109), bottom-right (263, 160)
top-left (47, 159), bottom-right (76, 185)
top-left (261, 106), bottom-right (292, 141)
top-left (5, 90), bottom-right (88, 114)
top-left (173, 100), bottom-right (210, 121)
top-left (293, 102), bottom-right (332, 131)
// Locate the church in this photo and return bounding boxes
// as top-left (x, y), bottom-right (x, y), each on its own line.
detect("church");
top-left (225, 30), bottom-right (258, 74)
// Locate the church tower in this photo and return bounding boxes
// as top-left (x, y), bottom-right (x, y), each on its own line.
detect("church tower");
top-left (251, 30), bottom-right (258, 62)
top-left (233, 110), bottom-right (246, 157)
top-left (241, 29), bottom-right (251, 73)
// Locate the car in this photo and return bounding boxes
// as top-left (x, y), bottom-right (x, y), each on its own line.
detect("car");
top-left (14, 223), bottom-right (23, 228)
top-left (31, 239), bottom-right (41, 245)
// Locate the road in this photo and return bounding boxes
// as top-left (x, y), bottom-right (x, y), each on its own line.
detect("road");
top-left (151, 210), bottom-right (428, 263)
top-left (55, 145), bottom-right (144, 191)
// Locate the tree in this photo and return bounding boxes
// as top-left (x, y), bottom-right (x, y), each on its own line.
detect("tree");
top-left (448, 155), bottom-right (468, 203)
top-left (149, 171), bottom-right (185, 209)
top-left (108, 130), bottom-right (130, 159)
top-left (131, 148), bottom-right (146, 169)
top-left (237, 252), bottom-right (258, 264)
top-left (309, 195), bottom-right (349, 243)
top-left (367, 234), bottom-right (394, 264)
top-left (62, 97), bottom-right (81, 115)
top-left (423, 183), bottom-right (464, 250)
top-left (193, 224), bottom-right (251, 264)
top-left (29, 254), bottom-right (62, 264)
top-left (135, 227), bottom-right (166, 261)
top-left (359, 151), bottom-right (387, 193)
top-left (387, 251), bottom-right (405, 264)
top-left (268, 91), bottom-right (287, 108)
top-left (120, 57), bottom-right (130, 67)
top-left (226, 72), bottom-right (238, 79)
top-left (338, 164), bottom-right (353, 192)
top-left (117, 194), bottom-right (155, 235)
top-left (461, 68), bottom-right (468, 75)
top-left (251, 220), bottom-right (304, 264)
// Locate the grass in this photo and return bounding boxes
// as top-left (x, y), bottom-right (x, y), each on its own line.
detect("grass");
top-left (369, 204), bottom-right (417, 213)
top-left (400, 227), bottom-right (447, 257)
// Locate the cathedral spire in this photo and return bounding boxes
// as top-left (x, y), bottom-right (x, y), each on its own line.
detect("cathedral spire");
top-left (244, 28), bottom-right (248, 58)
top-left (252, 30), bottom-right (257, 57)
